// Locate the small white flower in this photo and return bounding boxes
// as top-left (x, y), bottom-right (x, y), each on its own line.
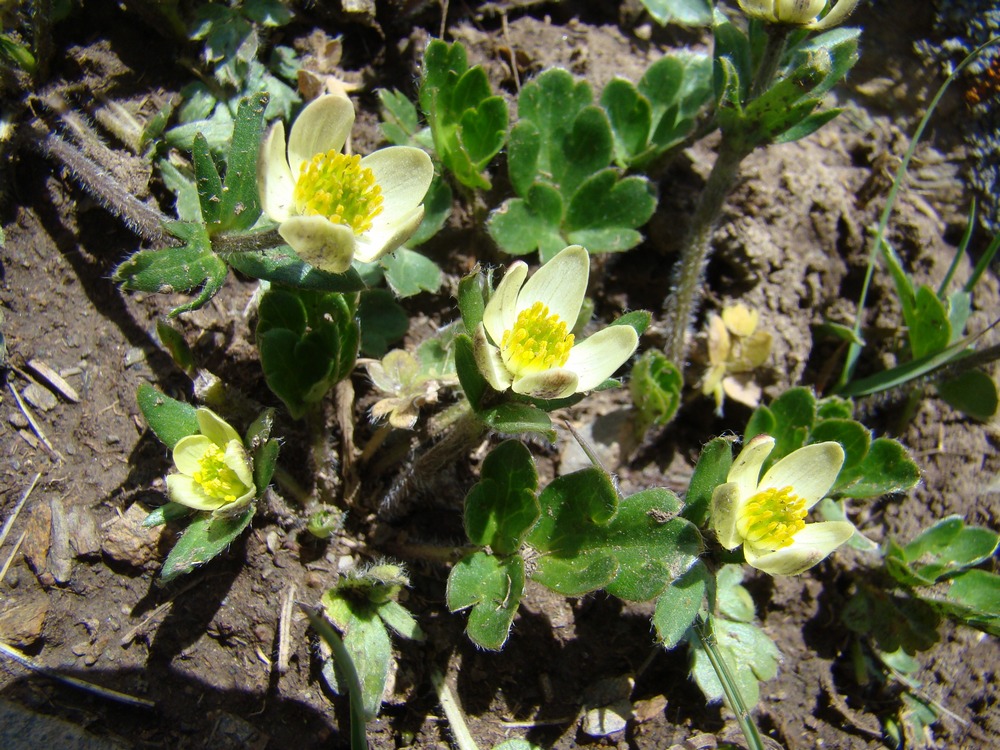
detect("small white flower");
top-left (737, 0), bottom-right (860, 29)
top-left (257, 95), bottom-right (434, 274)
top-left (710, 434), bottom-right (854, 576)
top-left (472, 245), bottom-right (639, 400)
top-left (166, 408), bottom-right (255, 515)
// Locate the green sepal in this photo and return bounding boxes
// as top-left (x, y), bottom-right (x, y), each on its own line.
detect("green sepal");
top-left (158, 504), bottom-right (255, 584)
top-left (136, 383), bottom-right (199, 450)
top-left (216, 92), bottom-right (268, 232)
top-left (833, 437), bottom-right (920, 499)
top-left (464, 440), bottom-right (540, 554)
top-left (684, 436), bottom-right (734, 527)
top-left (454, 333), bottom-right (488, 411)
top-left (447, 551), bottom-right (525, 651)
top-left (155, 318), bottom-right (195, 374)
top-left (457, 269), bottom-right (487, 332)
top-left (487, 183), bottom-right (565, 258)
top-left (142, 501), bottom-right (196, 528)
top-left (192, 132), bottom-right (223, 226)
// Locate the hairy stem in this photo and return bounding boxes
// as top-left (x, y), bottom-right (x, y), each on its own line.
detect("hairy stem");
top-left (662, 26), bottom-right (790, 370)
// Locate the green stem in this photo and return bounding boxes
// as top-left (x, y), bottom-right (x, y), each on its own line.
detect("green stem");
top-left (692, 615), bottom-right (767, 750)
top-left (212, 227), bottom-right (284, 257)
top-left (663, 26), bottom-right (789, 369)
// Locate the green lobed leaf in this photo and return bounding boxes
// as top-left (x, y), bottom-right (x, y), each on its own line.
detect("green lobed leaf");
top-left (378, 88), bottom-right (422, 145)
top-left (760, 387), bottom-right (816, 468)
top-left (683, 436), bottom-right (734, 527)
top-left (447, 551), bottom-right (525, 651)
top-left (136, 383), bottom-right (199, 449)
top-left (217, 92), bottom-right (268, 232)
top-left (938, 369), bottom-right (999, 421)
top-left (259, 329), bottom-right (337, 418)
top-left (940, 569), bottom-right (1000, 635)
top-left (380, 247), bottom-right (443, 298)
top-left (464, 440), bottom-right (540, 554)
top-left (516, 69), bottom-right (594, 184)
top-left (833, 437), bottom-right (920, 499)
top-left (159, 505), bottom-right (255, 584)
top-left (629, 349), bottom-right (683, 434)
top-left (600, 78), bottom-right (651, 165)
top-left (558, 105), bottom-right (614, 199)
top-left (641, 0), bottom-right (713, 26)
top-left (227, 246), bottom-right (367, 292)
top-left (809, 418), bottom-right (870, 473)
top-left (487, 184), bottom-right (565, 257)
top-left (841, 587), bottom-right (940, 654)
top-left (715, 565), bottom-right (755, 623)
top-left (690, 617), bottom-right (779, 710)
top-left (157, 158), bottom-right (202, 223)
top-left (113, 224), bottom-right (229, 316)
top-left (564, 169), bottom-right (657, 240)
top-left (602, 488), bottom-right (703, 602)
top-left (900, 516), bottom-right (1000, 584)
top-left (653, 561), bottom-right (712, 649)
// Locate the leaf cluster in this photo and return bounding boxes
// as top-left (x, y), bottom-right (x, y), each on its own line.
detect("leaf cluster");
top-left (255, 289), bottom-right (360, 419)
top-left (488, 68), bottom-right (658, 261)
top-left (447, 441), bottom-right (702, 650)
top-left (135, 384), bottom-right (279, 584)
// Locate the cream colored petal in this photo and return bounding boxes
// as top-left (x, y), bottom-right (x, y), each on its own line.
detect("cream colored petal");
top-left (353, 205), bottom-right (424, 264)
top-left (212, 488), bottom-right (256, 517)
top-left (710, 482), bottom-right (743, 550)
top-left (706, 314), bottom-right (731, 365)
top-left (361, 147), bottom-right (434, 221)
top-left (222, 440), bottom-right (255, 490)
top-left (515, 244), bottom-right (588, 326)
top-left (759, 441), bottom-right (845, 511)
top-left (511, 368), bottom-right (578, 400)
top-left (727, 434), bottom-right (775, 503)
top-left (563, 325), bottom-right (638, 391)
top-left (257, 121), bottom-right (295, 222)
top-left (737, 0), bottom-right (777, 21)
top-left (482, 261), bottom-right (529, 345)
top-left (279, 215), bottom-right (357, 273)
top-left (473, 323), bottom-right (514, 392)
top-left (196, 407), bottom-right (241, 447)
top-left (744, 521), bottom-right (855, 576)
top-left (287, 94), bottom-right (355, 176)
top-left (173, 435), bottom-right (213, 475)
top-left (808, 0), bottom-right (861, 30)
top-left (721, 304), bottom-right (758, 338)
top-left (166, 474), bottom-right (226, 512)
top-left (775, 0), bottom-right (826, 24)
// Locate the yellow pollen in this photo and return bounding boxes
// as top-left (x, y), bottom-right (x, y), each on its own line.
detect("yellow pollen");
top-left (738, 486), bottom-right (807, 550)
top-left (500, 301), bottom-right (574, 375)
top-left (293, 150), bottom-right (384, 233)
top-left (192, 445), bottom-right (245, 504)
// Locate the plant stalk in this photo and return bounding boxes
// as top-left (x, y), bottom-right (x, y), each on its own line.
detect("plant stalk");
top-left (663, 26), bottom-right (790, 369)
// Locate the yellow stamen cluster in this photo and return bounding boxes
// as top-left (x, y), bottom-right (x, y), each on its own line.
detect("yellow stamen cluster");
top-left (500, 301), bottom-right (574, 375)
top-left (738, 486), bottom-right (807, 550)
top-left (293, 150), bottom-right (384, 233)
top-left (192, 445), bottom-right (244, 504)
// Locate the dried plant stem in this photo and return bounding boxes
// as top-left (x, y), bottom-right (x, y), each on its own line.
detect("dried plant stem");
top-left (663, 26), bottom-right (790, 369)
top-left (431, 669), bottom-right (480, 750)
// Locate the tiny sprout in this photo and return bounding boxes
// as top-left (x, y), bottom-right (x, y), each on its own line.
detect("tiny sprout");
top-left (736, 0), bottom-right (861, 30)
top-left (258, 94), bottom-right (434, 273)
top-left (166, 408), bottom-right (255, 516)
top-left (701, 303), bottom-right (773, 414)
top-left (339, 561), bottom-right (410, 604)
top-left (307, 508), bottom-right (346, 539)
top-left (710, 435), bottom-right (854, 576)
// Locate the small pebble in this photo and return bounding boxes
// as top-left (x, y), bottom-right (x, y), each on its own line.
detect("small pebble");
top-left (8, 411), bottom-right (28, 428)
top-left (22, 383), bottom-right (58, 412)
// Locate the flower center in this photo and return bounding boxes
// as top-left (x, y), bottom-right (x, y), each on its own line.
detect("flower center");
top-left (738, 486), bottom-right (807, 550)
top-left (293, 150), bottom-right (384, 233)
top-left (192, 445), bottom-right (245, 504)
top-left (500, 301), bottom-right (575, 375)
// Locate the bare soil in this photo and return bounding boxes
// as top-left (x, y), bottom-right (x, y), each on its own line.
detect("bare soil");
top-left (1, 2), bottom-right (998, 749)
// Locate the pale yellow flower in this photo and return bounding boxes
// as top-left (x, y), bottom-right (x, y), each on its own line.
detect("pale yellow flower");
top-left (737, 0), bottom-right (860, 29)
top-left (257, 95), bottom-right (434, 273)
top-left (701, 303), bottom-right (772, 413)
top-left (710, 435), bottom-right (854, 576)
top-left (472, 245), bottom-right (639, 400)
top-left (166, 408), bottom-right (255, 515)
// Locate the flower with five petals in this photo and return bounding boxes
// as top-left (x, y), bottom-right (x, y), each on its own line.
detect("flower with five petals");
top-left (472, 245), bottom-right (639, 400)
top-left (166, 408), bottom-right (255, 515)
top-left (710, 434), bottom-right (855, 576)
top-left (257, 94), bottom-right (434, 274)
